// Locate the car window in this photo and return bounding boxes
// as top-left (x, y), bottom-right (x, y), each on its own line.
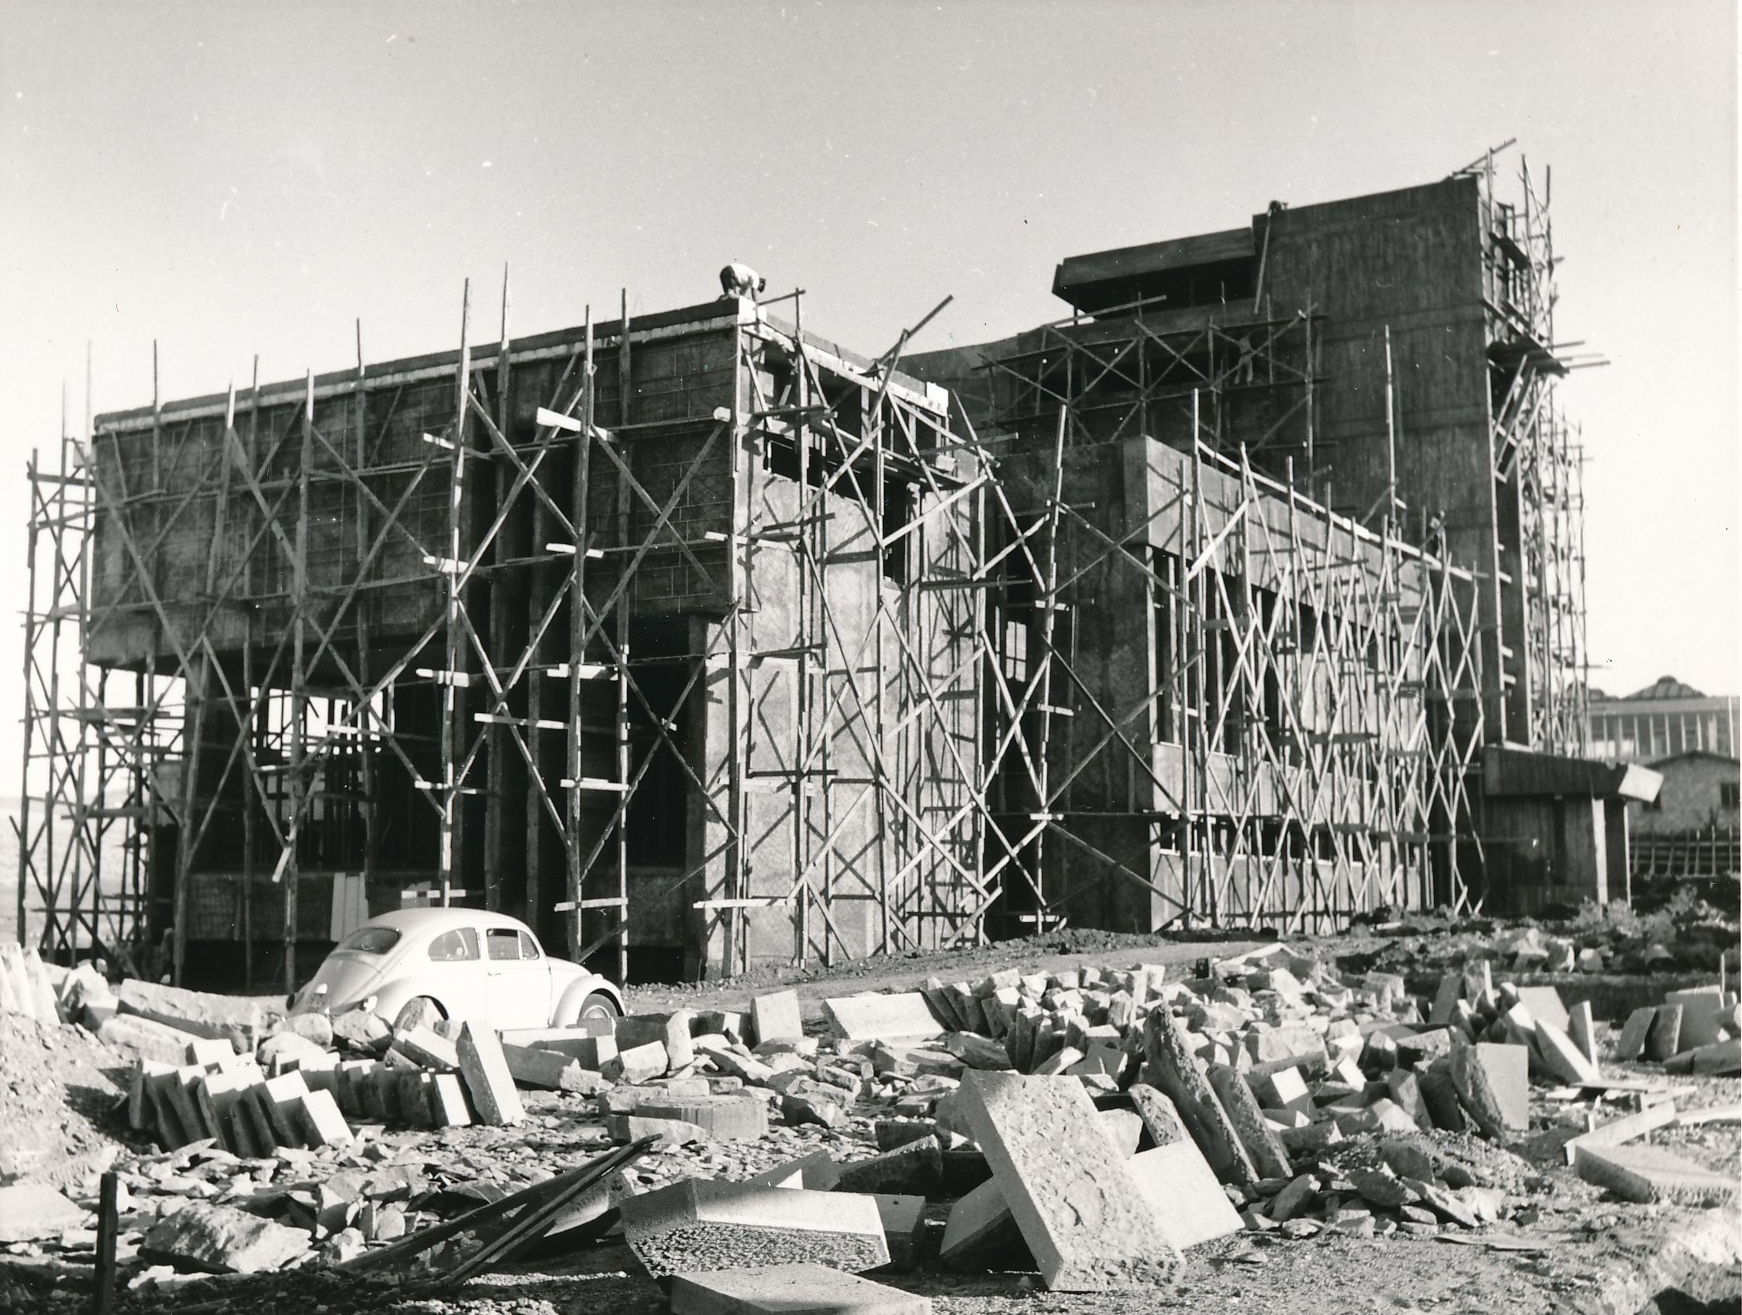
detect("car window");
top-left (485, 928), bottom-right (522, 961)
top-left (518, 930), bottom-right (542, 961)
top-left (338, 926), bottom-right (401, 955)
top-left (428, 927), bottom-right (480, 962)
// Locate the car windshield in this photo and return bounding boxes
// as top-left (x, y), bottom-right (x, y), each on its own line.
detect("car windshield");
top-left (337, 926), bottom-right (401, 955)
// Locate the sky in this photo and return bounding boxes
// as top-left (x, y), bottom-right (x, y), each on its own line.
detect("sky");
top-left (0, 0), bottom-right (1735, 794)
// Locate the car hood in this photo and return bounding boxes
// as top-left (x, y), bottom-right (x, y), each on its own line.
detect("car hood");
top-left (294, 951), bottom-right (389, 1012)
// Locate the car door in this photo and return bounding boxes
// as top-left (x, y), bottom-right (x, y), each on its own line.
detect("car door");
top-left (483, 926), bottom-right (553, 1028)
top-left (420, 925), bottom-right (489, 1022)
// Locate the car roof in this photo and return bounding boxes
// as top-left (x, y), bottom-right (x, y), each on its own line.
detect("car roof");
top-left (362, 907), bottom-right (534, 937)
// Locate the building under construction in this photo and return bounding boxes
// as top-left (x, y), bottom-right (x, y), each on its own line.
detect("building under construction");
top-left (17, 155), bottom-right (1653, 989)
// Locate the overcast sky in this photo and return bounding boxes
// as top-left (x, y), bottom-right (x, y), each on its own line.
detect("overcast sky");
top-left (0, 0), bottom-right (1735, 786)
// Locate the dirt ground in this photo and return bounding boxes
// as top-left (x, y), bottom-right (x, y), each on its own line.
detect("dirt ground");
top-left (2, 925), bottom-right (1738, 1315)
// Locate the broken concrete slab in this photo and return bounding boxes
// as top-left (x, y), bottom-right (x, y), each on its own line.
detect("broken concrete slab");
top-left (1449, 1043), bottom-right (1527, 1137)
top-left (744, 1150), bottom-right (841, 1191)
top-left (141, 1201), bottom-right (312, 1274)
top-left (429, 1072), bottom-right (473, 1127)
top-left (97, 1013), bottom-right (209, 1068)
top-left (1664, 987), bottom-right (1727, 1050)
top-left (625, 1093), bottom-right (770, 1141)
top-left (821, 993), bottom-right (944, 1041)
top-left (1573, 1143), bottom-right (1739, 1206)
top-left (668, 1262), bottom-right (931, 1315)
top-left (1534, 1018), bottom-right (1601, 1085)
top-left (619, 1012), bottom-right (697, 1071)
top-left (938, 1175), bottom-right (1024, 1267)
top-left (1614, 1006), bottom-right (1657, 1061)
top-left (1205, 1064), bottom-right (1292, 1180)
top-left (959, 1070), bottom-right (1179, 1291)
top-left (621, 1179), bottom-right (889, 1279)
top-left (870, 1194), bottom-right (926, 1271)
top-left (297, 1088), bottom-right (353, 1147)
top-left (1124, 1083), bottom-right (1190, 1148)
top-left (605, 1040), bottom-right (671, 1085)
top-left (1141, 1007), bottom-right (1257, 1185)
top-left (751, 990), bottom-right (805, 1046)
top-left (1568, 999), bottom-right (1598, 1066)
top-left (501, 1041), bottom-right (585, 1090)
top-left (1562, 1101), bottom-right (1678, 1166)
top-left (117, 979), bottom-right (268, 1041)
top-left (1126, 1139), bottom-right (1242, 1250)
top-left (391, 1025), bottom-right (459, 1071)
top-left (1513, 986), bottom-right (1569, 1034)
top-left (835, 1138), bottom-right (943, 1198)
top-left (0, 1184), bottom-right (89, 1243)
top-left (1644, 1004), bottom-right (1683, 1062)
top-left (456, 1021), bottom-right (524, 1125)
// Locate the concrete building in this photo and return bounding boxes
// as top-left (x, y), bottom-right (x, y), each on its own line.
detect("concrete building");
top-left (18, 156), bottom-right (1651, 984)
top-left (1588, 677), bottom-right (1739, 763)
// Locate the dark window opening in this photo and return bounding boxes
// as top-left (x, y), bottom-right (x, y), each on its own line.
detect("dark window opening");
top-left (1718, 782), bottom-right (1738, 809)
top-left (626, 655), bottom-right (692, 869)
top-left (1153, 549), bottom-right (1180, 746)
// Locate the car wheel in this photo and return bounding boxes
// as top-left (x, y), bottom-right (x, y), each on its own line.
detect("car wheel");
top-left (577, 991), bottom-right (620, 1025)
top-left (393, 996), bottom-right (444, 1033)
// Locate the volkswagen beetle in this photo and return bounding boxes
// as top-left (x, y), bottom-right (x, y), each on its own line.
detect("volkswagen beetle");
top-left (288, 908), bottom-right (623, 1032)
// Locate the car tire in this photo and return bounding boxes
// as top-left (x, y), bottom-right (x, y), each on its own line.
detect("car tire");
top-left (576, 991), bottom-right (620, 1025)
top-left (393, 996), bottom-right (444, 1033)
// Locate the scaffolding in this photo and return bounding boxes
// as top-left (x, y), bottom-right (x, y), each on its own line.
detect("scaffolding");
top-left (962, 308), bottom-right (1486, 934)
top-left (18, 269), bottom-right (1492, 980)
top-left (1471, 151), bottom-right (1590, 756)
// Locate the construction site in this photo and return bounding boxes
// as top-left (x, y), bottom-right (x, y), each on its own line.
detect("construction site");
top-left (16, 156), bottom-right (1653, 996)
top-left (1, 143), bottom-right (1739, 1315)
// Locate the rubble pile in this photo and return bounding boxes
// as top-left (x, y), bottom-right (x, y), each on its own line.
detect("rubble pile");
top-left (1362, 898), bottom-right (1742, 979)
top-left (1, 935), bottom-right (1737, 1308)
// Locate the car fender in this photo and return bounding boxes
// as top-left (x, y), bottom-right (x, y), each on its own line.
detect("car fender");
top-left (552, 974), bottom-right (623, 1025)
top-left (372, 979), bottom-right (447, 1026)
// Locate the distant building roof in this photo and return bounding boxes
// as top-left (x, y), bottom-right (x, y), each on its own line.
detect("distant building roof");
top-left (1627, 676), bottom-right (1706, 700)
top-left (1646, 750), bottom-right (1741, 770)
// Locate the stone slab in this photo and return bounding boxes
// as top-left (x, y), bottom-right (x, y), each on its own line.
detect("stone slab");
top-left (752, 990), bottom-right (805, 1045)
top-left (938, 1176), bottom-right (1024, 1265)
top-left (429, 1072), bottom-right (473, 1127)
top-left (744, 1150), bottom-right (841, 1191)
top-left (628, 1094), bottom-right (770, 1141)
top-left (457, 1022), bottom-right (524, 1125)
top-left (392, 1025), bottom-right (459, 1071)
top-left (0, 1184), bottom-right (88, 1243)
top-left (297, 1088), bottom-right (353, 1147)
top-left (1614, 1006), bottom-right (1656, 1061)
top-left (1450, 1043), bottom-right (1527, 1137)
top-left (1645, 1005), bottom-right (1683, 1063)
top-left (669, 1263), bottom-right (930, 1315)
top-left (1126, 1140), bottom-right (1243, 1250)
top-left (618, 1012), bottom-right (696, 1071)
top-left (1573, 1143), bottom-right (1739, 1206)
top-left (960, 1070), bottom-right (1179, 1291)
top-left (1141, 1008), bottom-right (1257, 1184)
top-left (870, 1194), bottom-right (926, 1270)
top-left (1125, 1083), bottom-right (1190, 1148)
top-left (501, 1042), bottom-right (585, 1090)
top-left (835, 1139), bottom-right (943, 1198)
top-left (822, 994), bottom-right (944, 1041)
top-left (141, 1200), bottom-right (312, 1274)
top-left (1206, 1064), bottom-right (1291, 1179)
top-left (1534, 1018), bottom-right (1601, 1085)
top-left (97, 1014), bottom-right (209, 1068)
top-left (1568, 1000), bottom-right (1598, 1066)
top-left (1562, 1101), bottom-right (1677, 1165)
top-left (1513, 986), bottom-right (1569, 1035)
top-left (1664, 987), bottom-right (1726, 1050)
top-left (622, 1180), bottom-right (888, 1279)
top-left (118, 979), bottom-right (269, 1041)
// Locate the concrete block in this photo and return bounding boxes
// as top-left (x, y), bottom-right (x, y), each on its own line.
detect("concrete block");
top-left (1573, 1144), bottom-right (1739, 1206)
top-left (1614, 1006), bottom-right (1656, 1061)
top-left (669, 1263), bottom-right (930, 1315)
top-left (1126, 1140), bottom-right (1243, 1250)
top-left (1206, 1064), bottom-right (1292, 1180)
top-left (502, 1042), bottom-right (585, 1090)
top-left (1125, 1083), bottom-right (1190, 1148)
top-left (871, 1194), bottom-right (926, 1271)
top-left (297, 1088), bottom-right (353, 1147)
top-left (429, 1072), bottom-right (473, 1127)
top-left (628, 1094), bottom-right (770, 1141)
top-left (619, 1012), bottom-right (696, 1070)
top-left (939, 1032), bottom-right (1011, 1071)
top-left (257, 1071), bottom-right (312, 1148)
top-left (1141, 1008), bottom-right (1257, 1185)
top-left (117, 979), bottom-right (268, 1041)
top-left (97, 1014), bottom-right (208, 1068)
top-left (396, 1070), bottom-right (434, 1127)
top-left (939, 1176), bottom-right (1025, 1266)
top-left (1098, 1108), bottom-right (1144, 1158)
top-left (1664, 987), bottom-right (1726, 1050)
top-left (1385, 1070), bottom-right (1434, 1130)
top-left (1644, 1005), bottom-right (1683, 1062)
top-left (1668, 1037), bottom-right (1741, 1075)
top-left (822, 993), bottom-right (944, 1041)
top-left (751, 990), bottom-right (805, 1046)
top-left (604, 1040), bottom-right (671, 1085)
top-left (608, 1114), bottom-right (712, 1146)
top-left (0, 1184), bottom-right (88, 1243)
top-left (392, 1025), bottom-right (459, 1071)
top-left (141, 1200), bottom-right (311, 1274)
top-left (1534, 1018), bottom-right (1601, 1085)
top-left (960, 1071), bottom-right (1179, 1290)
top-left (456, 1022), bottom-right (524, 1125)
top-left (622, 1180), bottom-right (888, 1278)
top-left (1568, 1000), bottom-right (1598, 1066)
top-left (128, 1060), bottom-right (172, 1131)
top-left (835, 1139), bottom-right (943, 1198)
top-left (744, 1150), bottom-right (840, 1191)
top-left (1449, 1043), bottom-right (1527, 1137)
top-left (1513, 986), bottom-right (1569, 1035)
top-left (186, 1036), bottom-right (234, 1067)
top-left (1562, 1101), bottom-right (1677, 1165)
